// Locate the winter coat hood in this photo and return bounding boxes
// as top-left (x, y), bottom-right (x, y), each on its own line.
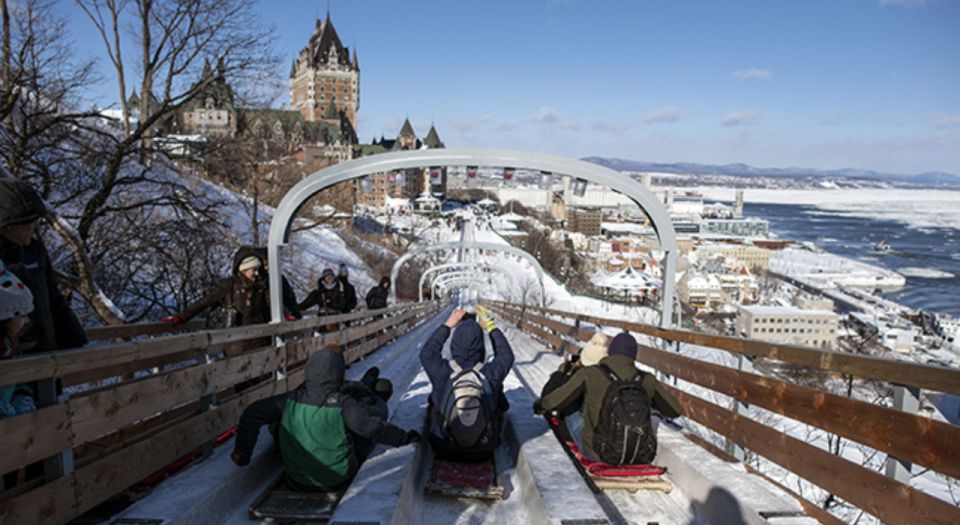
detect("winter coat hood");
top-left (300, 348), bottom-right (345, 405)
top-left (232, 246), bottom-right (263, 279)
top-left (0, 179), bottom-right (45, 229)
top-left (379, 277), bottom-right (391, 288)
top-left (450, 320), bottom-right (485, 369)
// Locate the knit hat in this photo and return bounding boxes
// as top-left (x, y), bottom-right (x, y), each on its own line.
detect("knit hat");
top-left (608, 332), bottom-right (638, 359)
top-left (579, 332), bottom-right (609, 366)
top-left (238, 256), bottom-right (261, 273)
top-left (321, 268), bottom-right (335, 279)
top-left (0, 262), bottom-right (34, 321)
top-left (338, 263), bottom-right (348, 275)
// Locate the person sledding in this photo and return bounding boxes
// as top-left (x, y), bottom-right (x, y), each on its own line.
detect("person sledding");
top-left (230, 346), bottom-right (419, 491)
top-left (533, 332), bottom-right (681, 468)
top-left (420, 307), bottom-right (514, 462)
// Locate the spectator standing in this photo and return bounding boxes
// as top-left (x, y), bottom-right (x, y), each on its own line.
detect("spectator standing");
top-left (0, 179), bottom-right (86, 354)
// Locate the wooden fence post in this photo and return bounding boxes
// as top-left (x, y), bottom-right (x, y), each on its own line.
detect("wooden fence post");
top-left (725, 354), bottom-right (754, 462)
top-left (884, 384), bottom-right (920, 484)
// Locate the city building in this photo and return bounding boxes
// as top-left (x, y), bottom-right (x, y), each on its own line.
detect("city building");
top-left (701, 217), bottom-right (769, 238)
top-left (568, 207), bottom-right (601, 236)
top-left (289, 13), bottom-right (360, 127)
top-left (736, 305), bottom-right (839, 349)
top-left (356, 119), bottom-right (447, 207)
top-left (179, 58), bottom-right (237, 137)
top-left (696, 244), bottom-right (772, 272)
top-left (678, 273), bottom-right (724, 310)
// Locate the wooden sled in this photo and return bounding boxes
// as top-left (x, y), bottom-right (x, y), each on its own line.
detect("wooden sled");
top-left (546, 416), bottom-right (672, 493)
top-left (424, 455), bottom-right (504, 500)
top-left (249, 474), bottom-right (345, 523)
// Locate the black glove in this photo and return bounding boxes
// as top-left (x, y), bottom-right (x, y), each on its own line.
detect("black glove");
top-left (532, 398), bottom-right (545, 416)
top-left (404, 430), bottom-right (422, 445)
top-left (231, 450), bottom-right (250, 467)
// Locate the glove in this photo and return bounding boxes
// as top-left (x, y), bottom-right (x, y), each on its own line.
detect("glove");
top-left (532, 398), bottom-right (545, 416)
top-left (161, 315), bottom-right (183, 327)
top-left (231, 450), bottom-right (250, 467)
top-left (284, 315), bottom-right (297, 322)
top-left (404, 430), bottom-right (422, 445)
top-left (476, 306), bottom-right (496, 333)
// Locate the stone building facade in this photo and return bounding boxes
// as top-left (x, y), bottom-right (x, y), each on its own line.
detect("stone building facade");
top-left (289, 14), bottom-right (360, 128)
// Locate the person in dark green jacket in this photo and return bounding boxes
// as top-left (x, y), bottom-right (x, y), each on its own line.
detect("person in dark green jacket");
top-left (231, 347), bottom-right (419, 491)
top-left (534, 332), bottom-right (681, 462)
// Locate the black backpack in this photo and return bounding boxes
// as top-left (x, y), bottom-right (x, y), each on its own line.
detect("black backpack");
top-left (591, 363), bottom-right (656, 465)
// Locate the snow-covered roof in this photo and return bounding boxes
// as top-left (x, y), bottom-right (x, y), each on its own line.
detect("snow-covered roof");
top-left (477, 198), bottom-right (497, 205)
top-left (499, 212), bottom-right (525, 222)
top-left (592, 267), bottom-right (660, 291)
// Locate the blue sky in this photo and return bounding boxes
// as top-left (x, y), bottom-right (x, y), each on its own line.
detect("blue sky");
top-left (64, 0), bottom-right (959, 174)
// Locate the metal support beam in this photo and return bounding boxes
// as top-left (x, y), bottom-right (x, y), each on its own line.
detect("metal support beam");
top-left (390, 241), bottom-right (547, 306)
top-left (419, 262), bottom-right (514, 301)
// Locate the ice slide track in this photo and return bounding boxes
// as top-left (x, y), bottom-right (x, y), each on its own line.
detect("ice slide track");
top-left (109, 304), bottom-right (823, 525)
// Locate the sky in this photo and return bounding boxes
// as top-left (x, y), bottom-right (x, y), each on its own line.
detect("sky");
top-left (62, 0), bottom-right (960, 175)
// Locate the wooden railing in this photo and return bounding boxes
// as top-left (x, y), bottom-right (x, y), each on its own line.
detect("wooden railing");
top-left (483, 300), bottom-right (960, 525)
top-left (0, 301), bottom-right (441, 525)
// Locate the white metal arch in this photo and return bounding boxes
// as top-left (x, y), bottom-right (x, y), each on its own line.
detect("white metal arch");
top-left (268, 148), bottom-right (678, 327)
top-left (434, 275), bottom-right (493, 299)
top-left (419, 262), bottom-right (515, 302)
top-left (389, 241), bottom-right (546, 306)
top-left (432, 270), bottom-right (495, 292)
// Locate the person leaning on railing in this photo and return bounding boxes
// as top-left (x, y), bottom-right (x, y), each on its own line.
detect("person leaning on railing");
top-left (0, 179), bottom-right (87, 355)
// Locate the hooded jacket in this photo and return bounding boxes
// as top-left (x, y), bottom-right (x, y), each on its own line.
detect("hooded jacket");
top-left (299, 275), bottom-right (346, 315)
top-left (0, 179), bottom-right (87, 353)
top-left (338, 274), bottom-right (358, 313)
top-left (539, 354), bottom-right (682, 460)
top-left (279, 349), bottom-right (408, 488)
top-left (251, 247), bottom-right (301, 319)
top-left (420, 319), bottom-right (515, 409)
top-left (232, 350), bottom-right (409, 487)
top-left (365, 277), bottom-right (390, 310)
top-left (176, 246), bottom-right (269, 326)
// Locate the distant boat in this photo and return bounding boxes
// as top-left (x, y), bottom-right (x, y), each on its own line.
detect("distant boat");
top-left (873, 240), bottom-right (893, 253)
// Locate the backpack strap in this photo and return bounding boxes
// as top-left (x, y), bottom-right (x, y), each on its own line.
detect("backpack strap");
top-left (449, 360), bottom-right (462, 374)
top-left (597, 363), bottom-right (621, 383)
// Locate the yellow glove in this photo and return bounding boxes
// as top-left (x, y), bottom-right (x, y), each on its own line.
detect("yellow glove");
top-left (476, 306), bottom-right (496, 333)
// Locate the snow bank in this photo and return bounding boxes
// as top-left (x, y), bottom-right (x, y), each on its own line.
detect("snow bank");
top-left (899, 267), bottom-right (956, 279)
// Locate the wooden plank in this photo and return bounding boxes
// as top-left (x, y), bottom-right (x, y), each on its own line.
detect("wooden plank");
top-left (72, 379), bottom-right (285, 515)
top-left (70, 345), bottom-right (283, 444)
top-left (0, 303), bottom-right (429, 387)
top-left (61, 350), bottom-right (198, 387)
top-left (84, 319), bottom-right (206, 341)
top-left (663, 384), bottom-right (960, 525)
top-left (0, 470), bottom-right (77, 525)
top-left (636, 343), bottom-right (960, 480)
top-left (507, 302), bottom-right (960, 396)
top-left (0, 404), bottom-right (72, 476)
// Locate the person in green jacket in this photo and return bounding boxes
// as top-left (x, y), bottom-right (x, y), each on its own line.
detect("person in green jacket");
top-left (232, 347), bottom-right (419, 490)
top-left (534, 332), bottom-right (682, 463)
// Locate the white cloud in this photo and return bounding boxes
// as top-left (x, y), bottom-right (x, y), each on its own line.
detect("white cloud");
top-left (929, 112), bottom-right (960, 128)
top-left (732, 68), bottom-right (772, 80)
top-left (643, 106), bottom-right (682, 124)
top-left (532, 106), bottom-right (562, 124)
top-left (818, 112), bottom-right (844, 125)
top-left (720, 110), bottom-right (760, 127)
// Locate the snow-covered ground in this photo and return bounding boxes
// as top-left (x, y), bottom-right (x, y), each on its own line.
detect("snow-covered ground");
top-left (770, 246), bottom-right (906, 292)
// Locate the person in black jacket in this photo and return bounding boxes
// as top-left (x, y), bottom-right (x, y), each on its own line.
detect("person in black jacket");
top-left (365, 276), bottom-right (390, 310)
top-left (299, 268), bottom-right (345, 315)
top-left (231, 346), bottom-right (418, 489)
top-left (337, 263), bottom-right (357, 313)
top-left (0, 179), bottom-right (87, 354)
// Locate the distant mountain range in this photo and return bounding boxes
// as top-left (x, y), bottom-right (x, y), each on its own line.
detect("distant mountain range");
top-left (582, 157), bottom-right (960, 188)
